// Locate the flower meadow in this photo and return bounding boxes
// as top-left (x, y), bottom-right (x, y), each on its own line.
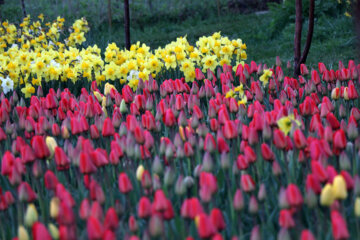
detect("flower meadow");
top-left (0, 15), bottom-right (360, 240)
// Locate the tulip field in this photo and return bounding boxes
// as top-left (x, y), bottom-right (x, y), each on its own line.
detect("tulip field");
top-left (1, 15), bottom-right (360, 240)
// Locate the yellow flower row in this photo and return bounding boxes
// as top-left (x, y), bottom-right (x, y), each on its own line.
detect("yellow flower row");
top-left (0, 16), bottom-right (247, 97)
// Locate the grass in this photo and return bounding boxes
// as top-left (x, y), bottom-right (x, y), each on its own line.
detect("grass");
top-left (88, 11), bottom-right (357, 69)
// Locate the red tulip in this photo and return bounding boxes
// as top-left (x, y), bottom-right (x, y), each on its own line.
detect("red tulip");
top-left (44, 170), bottom-right (59, 190)
top-left (305, 174), bottom-right (322, 194)
top-left (118, 173), bottom-right (133, 194)
top-left (54, 147), bottom-right (70, 171)
top-left (87, 216), bottom-right (104, 240)
top-left (300, 230), bottom-right (316, 240)
top-left (241, 174), bottom-right (255, 192)
top-left (90, 124), bottom-right (100, 139)
top-left (196, 213), bottom-right (216, 239)
top-left (279, 209), bottom-right (295, 228)
top-left (32, 222), bottom-right (52, 240)
top-left (138, 197), bottom-right (152, 219)
top-left (31, 136), bottom-right (50, 159)
top-left (222, 120), bottom-right (237, 139)
top-left (153, 189), bottom-right (168, 212)
top-left (18, 182), bottom-right (37, 202)
top-left (236, 155), bottom-right (249, 170)
top-left (333, 129), bottom-right (347, 152)
top-left (210, 208), bottom-right (226, 231)
top-left (273, 129), bottom-right (287, 149)
top-left (331, 210), bottom-right (349, 240)
top-left (181, 198), bottom-right (204, 219)
top-left (79, 152), bottom-right (97, 174)
top-left (261, 143), bottom-right (274, 161)
top-left (163, 108), bottom-right (176, 127)
top-left (102, 117), bottom-right (115, 137)
top-left (286, 184), bottom-right (303, 207)
top-left (293, 129), bottom-right (307, 149)
top-left (104, 208), bottom-right (118, 230)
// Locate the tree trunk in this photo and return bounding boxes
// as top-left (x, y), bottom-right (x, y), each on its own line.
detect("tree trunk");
top-left (107, 0), bottom-right (112, 29)
top-left (0, 0), bottom-right (4, 21)
top-left (124, 0), bottom-right (131, 50)
top-left (216, 0), bottom-right (221, 17)
top-left (355, 0), bottom-right (360, 60)
top-left (20, 0), bottom-right (27, 17)
top-left (148, 0), bottom-right (153, 11)
top-left (294, 0), bottom-right (302, 77)
top-left (299, 0), bottom-right (315, 65)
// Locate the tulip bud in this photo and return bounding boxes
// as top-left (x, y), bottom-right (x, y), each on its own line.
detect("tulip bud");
top-left (249, 195), bottom-right (258, 214)
top-left (18, 225), bottom-right (29, 240)
top-left (48, 223), bottom-right (59, 239)
top-left (152, 156), bottom-right (163, 175)
top-left (136, 165), bottom-right (145, 181)
top-left (258, 184), bottom-right (266, 202)
top-left (320, 184), bottom-right (335, 206)
top-left (164, 167), bottom-right (175, 187)
top-left (24, 204), bottom-right (38, 227)
top-left (333, 175), bottom-right (347, 200)
top-left (202, 152), bottom-right (213, 172)
top-left (220, 152), bottom-right (230, 170)
top-left (277, 228), bottom-right (291, 240)
top-left (183, 176), bottom-right (194, 189)
top-left (45, 136), bottom-right (57, 158)
top-left (120, 99), bottom-right (128, 114)
top-left (339, 151), bottom-right (351, 171)
top-left (233, 189), bottom-right (244, 211)
top-left (129, 215), bottom-right (138, 232)
top-left (278, 187), bottom-right (289, 209)
top-left (149, 215), bottom-right (164, 237)
top-left (354, 175), bottom-right (360, 196)
top-left (175, 175), bottom-right (186, 196)
top-left (355, 197), bottom-right (360, 217)
top-left (50, 197), bottom-right (60, 218)
top-left (305, 189), bottom-right (317, 208)
top-left (61, 126), bottom-right (70, 139)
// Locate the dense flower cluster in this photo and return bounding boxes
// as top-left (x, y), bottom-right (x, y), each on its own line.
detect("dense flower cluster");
top-left (0, 16), bottom-right (359, 240)
top-left (0, 16), bottom-right (246, 97)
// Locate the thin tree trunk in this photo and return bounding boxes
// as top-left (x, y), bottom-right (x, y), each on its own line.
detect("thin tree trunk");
top-left (108, 0), bottom-right (112, 28)
top-left (0, 0), bottom-right (4, 21)
top-left (20, 0), bottom-right (27, 17)
top-left (216, 0), bottom-right (221, 17)
top-left (355, 0), bottom-right (360, 61)
top-left (299, 0), bottom-right (315, 65)
top-left (148, 0), bottom-right (153, 11)
top-left (294, 0), bottom-right (302, 77)
top-left (124, 0), bottom-right (131, 50)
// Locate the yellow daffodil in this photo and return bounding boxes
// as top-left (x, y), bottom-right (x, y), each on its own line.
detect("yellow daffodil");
top-left (259, 69), bottom-right (273, 86)
top-left (277, 114), bottom-right (301, 136)
top-left (21, 83), bottom-right (35, 98)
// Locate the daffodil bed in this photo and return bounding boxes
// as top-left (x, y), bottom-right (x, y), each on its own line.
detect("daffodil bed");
top-left (0, 16), bottom-right (360, 240)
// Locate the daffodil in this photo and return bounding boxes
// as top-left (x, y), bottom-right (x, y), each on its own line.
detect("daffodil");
top-left (277, 114), bottom-right (301, 136)
top-left (225, 89), bottom-right (235, 98)
top-left (1, 76), bottom-right (14, 94)
top-left (21, 83), bottom-right (35, 98)
top-left (259, 69), bottom-right (273, 86)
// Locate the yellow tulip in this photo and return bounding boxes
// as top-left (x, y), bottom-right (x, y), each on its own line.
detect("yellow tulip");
top-left (320, 184), bottom-right (335, 206)
top-left (48, 223), bottom-right (59, 239)
top-left (50, 197), bottom-right (60, 218)
top-left (136, 165), bottom-right (145, 181)
top-left (355, 197), bottom-right (360, 217)
top-left (18, 225), bottom-right (29, 240)
top-left (333, 175), bottom-right (347, 200)
top-left (24, 203), bottom-right (38, 227)
top-left (46, 136), bottom-right (57, 158)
